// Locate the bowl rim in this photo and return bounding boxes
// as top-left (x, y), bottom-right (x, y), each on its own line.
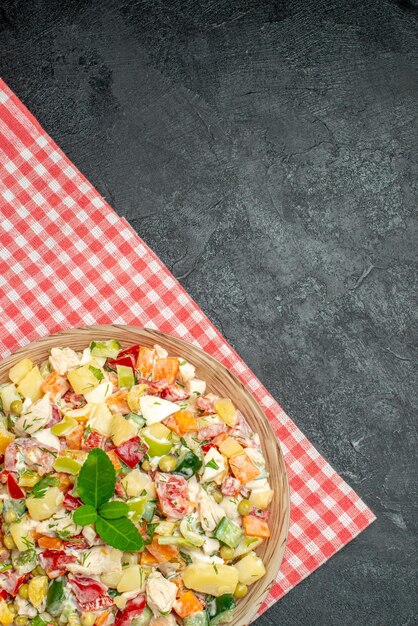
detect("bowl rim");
top-left (0, 323), bottom-right (290, 624)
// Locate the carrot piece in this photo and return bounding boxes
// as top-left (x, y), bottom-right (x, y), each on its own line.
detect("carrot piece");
top-left (174, 591), bottom-right (204, 618)
top-left (38, 536), bottom-right (63, 550)
top-left (95, 610), bottom-right (112, 626)
top-left (146, 537), bottom-right (179, 563)
top-left (242, 515), bottom-right (271, 539)
top-left (212, 432), bottom-right (228, 447)
top-left (106, 389), bottom-right (130, 415)
top-left (171, 575), bottom-right (185, 598)
top-left (229, 452), bottom-right (260, 484)
top-left (65, 423), bottom-right (84, 450)
top-left (136, 347), bottom-right (156, 379)
top-left (57, 473), bottom-right (71, 492)
top-left (106, 449), bottom-right (122, 470)
top-left (41, 371), bottom-right (70, 401)
top-left (153, 358), bottom-right (179, 385)
top-left (162, 415), bottom-right (182, 436)
top-left (174, 410), bottom-right (198, 433)
top-left (140, 549), bottom-right (158, 565)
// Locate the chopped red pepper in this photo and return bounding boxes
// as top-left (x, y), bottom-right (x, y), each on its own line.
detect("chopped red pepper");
top-left (107, 354), bottom-right (136, 371)
top-left (63, 492), bottom-right (83, 511)
top-left (201, 443), bottom-right (215, 454)
top-left (118, 343), bottom-right (142, 362)
top-left (69, 576), bottom-right (114, 612)
top-left (114, 594), bottom-right (146, 626)
top-left (38, 550), bottom-right (77, 579)
top-left (7, 473), bottom-right (25, 499)
top-left (115, 437), bottom-right (148, 469)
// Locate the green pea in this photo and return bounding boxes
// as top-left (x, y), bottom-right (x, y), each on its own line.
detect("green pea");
top-left (10, 399), bottom-right (23, 415)
top-left (237, 499), bottom-right (252, 516)
top-left (158, 455), bottom-right (177, 472)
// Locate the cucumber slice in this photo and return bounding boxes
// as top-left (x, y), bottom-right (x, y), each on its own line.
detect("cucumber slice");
top-left (117, 364), bottom-right (135, 390)
top-left (184, 611), bottom-right (210, 626)
top-left (90, 340), bottom-right (121, 359)
top-left (180, 514), bottom-right (205, 547)
top-left (175, 449), bottom-right (202, 478)
top-left (142, 500), bottom-right (156, 523)
top-left (215, 517), bottom-right (243, 549)
top-left (208, 594), bottom-right (236, 625)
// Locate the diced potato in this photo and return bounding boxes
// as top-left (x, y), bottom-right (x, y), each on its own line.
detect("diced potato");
top-left (9, 358), bottom-right (34, 384)
top-left (26, 486), bottom-right (64, 521)
top-left (117, 566), bottom-right (145, 593)
top-left (234, 551), bottom-right (266, 585)
top-left (88, 403), bottom-right (114, 436)
top-left (62, 405), bottom-right (92, 422)
top-left (0, 383), bottom-right (21, 412)
top-left (127, 384), bottom-right (148, 412)
top-left (182, 563), bottom-right (238, 597)
top-left (249, 489), bottom-right (274, 510)
top-left (101, 570), bottom-right (123, 588)
top-left (121, 468), bottom-right (156, 498)
top-left (111, 413), bottom-right (137, 446)
top-left (219, 437), bottom-right (244, 458)
top-left (0, 429), bottom-right (15, 455)
top-left (28, 575), bottom-right (48, 608)
top-left (84, 381), bottom-right (113, 404)
top-left (232, 536), bottom-right (263, 560)
top-left (214, 399), bottom-right (237, 427)
top-left (9, 515), bottom-right (34, 552)
top-left (67, 364), bottom-right (101, 395)
top-left (18, 471), bottom-right (41, 488)
top-left (0, 600), bottom-right (14, 626)
top-left (16, 366), bottom-right (43, 402)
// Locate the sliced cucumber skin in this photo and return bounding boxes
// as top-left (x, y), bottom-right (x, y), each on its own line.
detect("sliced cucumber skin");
top-left (214, 517), bottom-right (243, 548)
top-left (184, 611), bottom-right (210, 626)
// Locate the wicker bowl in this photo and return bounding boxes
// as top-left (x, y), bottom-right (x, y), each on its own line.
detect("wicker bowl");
top-left (0, 325), bottom-right (289, 625)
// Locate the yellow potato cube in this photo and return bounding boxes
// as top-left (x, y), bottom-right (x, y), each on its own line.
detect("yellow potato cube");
top-left (9, 358), bottom-right (34, 384)
top-left (234, 551), bottom-right (266, 585)
top-left (26, 486), bottom-right (64, 521)
top-left (28, 575), bottom-right (48, 608)
top-left (182, 563), bottom-right (238, 596)
top-left (0, 429), bottom-right (15, 455)
top-left (219, 436), bottom-right (244, 458)
top-left (117, 566), bottom-right (145, 593)
top-left (67, 364), bottom-right (101, 395)
top-left (101, 570), bottom-right (123, 588)
top-left (9, 515), bottom-right (34, 552)
top-left (88, 403), bottom-right (114, 435)
top-left (0, 600), bottom-right (14, 626)
top-left (121, 469), bottom-right (156, 499)
top-left (0, 383), bottom-right (21, 412)
top-left (127, 384), bottom-right (148, 412)
top-left (214, 399), bottom-right (237, 427)
top-left (111, 413), bottom-right (137, 446)
top-left (249, 489), bottom-right (274, 510)
top-left (16, 366), bottom-right (43, 401)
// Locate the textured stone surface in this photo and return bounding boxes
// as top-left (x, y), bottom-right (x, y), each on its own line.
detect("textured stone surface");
top-left (1, 1), bottom-right (417, 624)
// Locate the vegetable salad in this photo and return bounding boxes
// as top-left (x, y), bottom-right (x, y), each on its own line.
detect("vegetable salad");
top-left (0, 340), bottom-right (274, 626)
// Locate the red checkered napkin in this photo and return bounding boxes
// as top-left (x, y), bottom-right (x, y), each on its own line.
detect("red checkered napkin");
top-left (0, 79), bottom-right (375, 616)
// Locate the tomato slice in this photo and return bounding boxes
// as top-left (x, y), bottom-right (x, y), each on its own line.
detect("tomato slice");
top-left (7, 473), bottom-right (25, 499)
top-left (69, 576), bottom-right (114, 612)
top-left (114, 437), bottom-right (148, 469)
top-left (0, 572), bottom-right (30, 596)
top-left (155, 472), bottom-right (190, 519)
top-left (38, 550), bottom-right (77, 579)
top-left (63, 492), bottom-right (83, 511)
top-left (114, 594), bottom-right (146, 626)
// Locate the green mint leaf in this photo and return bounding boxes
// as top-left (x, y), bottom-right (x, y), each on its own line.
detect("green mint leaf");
top-left (77, 448), bottom-right (116, 508)
top-left (206, 459), bottom-right (219, 470)
top-left (89, 365), bottom-right (104, 382)
top-left (96, 515), bottom-right (144, 552)
top-left (31, 476), bottom-right (59, 499)
top-left (99, 501), bottom-right (129, 520)
top-left (73, 504), bottom-right (98, 526)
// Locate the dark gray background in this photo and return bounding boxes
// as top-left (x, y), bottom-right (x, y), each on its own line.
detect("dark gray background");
top-left (1, 1), bottom-right (417, 624)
